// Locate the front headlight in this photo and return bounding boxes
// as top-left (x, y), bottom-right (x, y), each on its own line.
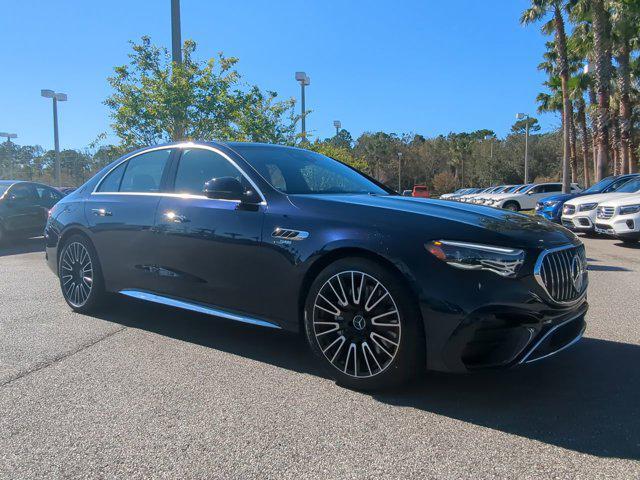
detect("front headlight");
top-left (578, 202), bottom-right (598, 212)
top-left (545, 200), bottom-right (560, 207)
top-left (426, 240), bottom-right (525, 278)
top-left (620, 204), bottom-right (640, 215)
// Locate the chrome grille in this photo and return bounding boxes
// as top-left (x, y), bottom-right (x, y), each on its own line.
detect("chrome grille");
top-left (597, 206), bottom-right (615, 219)
top-left (536, 245), bottom-right (588, 304)
top-left (563, 204), bottom-right (576, 215)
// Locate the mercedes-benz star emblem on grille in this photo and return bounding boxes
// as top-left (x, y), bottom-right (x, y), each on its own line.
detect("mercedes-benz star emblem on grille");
top-left (571, 254), bottom-right (586, 292)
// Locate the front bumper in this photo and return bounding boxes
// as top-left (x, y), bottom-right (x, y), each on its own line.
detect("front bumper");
top-left (411, 245), bottom-right (588, 373)
top-left (595, 215), bottom-right (640, 239)
top-left (535, 206), bottom-right (561, 223)
top-left (561, 212), bottom-right (596, 231)
top-left (433, 300), bottom-right (587, 372)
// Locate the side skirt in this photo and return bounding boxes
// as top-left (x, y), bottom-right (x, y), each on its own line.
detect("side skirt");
top-left (119, 289), bottom-right (282, 330)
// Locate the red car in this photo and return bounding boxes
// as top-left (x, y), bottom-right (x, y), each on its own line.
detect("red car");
top-left (412, 185), bottom-right (430, 198)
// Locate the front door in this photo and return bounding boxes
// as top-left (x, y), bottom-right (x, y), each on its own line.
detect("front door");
top-left (151, 147), bottom-right (267, 315)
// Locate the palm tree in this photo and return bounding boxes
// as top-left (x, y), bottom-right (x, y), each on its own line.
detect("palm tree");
top-left (569, 73), bottom-right (593, 186)
top-left (522, 0), bottom-right (572, 193)
top-left (610, 0), bottom-right (639, 173)
top-left (590, 0), bottom-right (613, 180)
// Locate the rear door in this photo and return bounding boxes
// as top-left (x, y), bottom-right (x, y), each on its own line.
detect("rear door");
top-left (524, 184), bottom-right (561, 209)
top-left (86, 148), bottom-right (174, 292)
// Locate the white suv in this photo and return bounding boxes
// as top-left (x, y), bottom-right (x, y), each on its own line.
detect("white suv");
top-left (561, 177), bottom-right (640, 232)
top-left (593, 194), bottom-right (640, 244)
top-left (491, 183), bottom-right (582, 211)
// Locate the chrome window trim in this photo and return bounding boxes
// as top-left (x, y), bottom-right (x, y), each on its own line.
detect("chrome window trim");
top-left (533, 243), bottom-right (588, 307)
top-left (92, 143), bottom-right (267, 205)
top-left (119, 289), bottom-right (281, 329)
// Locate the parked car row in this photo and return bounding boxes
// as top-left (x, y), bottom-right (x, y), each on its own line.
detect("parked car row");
top-left (557, 175), bottom-right (640, 244)
top-left (440, 182), bottom-right (583, 211)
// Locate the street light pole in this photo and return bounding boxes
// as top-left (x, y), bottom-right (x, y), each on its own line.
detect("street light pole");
top-left (41, 89), bottom-right (68, 186)
top-left (0, 132), bottom-right (17, 178)
top-left (516, 113), bottom-right (530, 184)
top-left (295, 72), bottom-right (310, 142)
top-left (397, 152), bottom-right (403, 192)
top-left (171, 0), bottom-right (182, 64)
top-left (333, 120), bottom-right (341, 137)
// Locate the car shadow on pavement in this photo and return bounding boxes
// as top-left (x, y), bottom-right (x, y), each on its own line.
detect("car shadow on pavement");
top-left (0, 237), bottom-right (45, 257)
top-left (96, 296), bottom-right (639, 461)
top-left (587, 264), bottom-right (632, 272)
top-left (376, 338), bottom-right (640, 460)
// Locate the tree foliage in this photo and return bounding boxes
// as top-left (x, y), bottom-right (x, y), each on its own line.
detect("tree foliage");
top-left (104, 37), bottom-right (299, 148)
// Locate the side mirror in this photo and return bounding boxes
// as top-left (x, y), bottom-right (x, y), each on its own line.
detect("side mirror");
top-left (203, 177), bottom-right (260, 204)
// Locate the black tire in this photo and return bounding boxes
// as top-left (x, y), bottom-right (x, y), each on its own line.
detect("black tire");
top-left (58, 234), bottom-right (106, 313)
top-left (503, 201), bottom-right (520, 212)
top-left (304, 257), bottom-right (424, 391)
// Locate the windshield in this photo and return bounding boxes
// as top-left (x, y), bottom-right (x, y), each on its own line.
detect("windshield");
top-left (583, 177), bottom-right (614, 194)
top-left (232, 145), bottom-right (389, 195)
top-left (505, 185), bottom-right (521, 193)
top-left (616, 178), bottom-right (640, 193)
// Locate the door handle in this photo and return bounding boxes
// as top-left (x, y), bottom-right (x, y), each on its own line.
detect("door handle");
top-left (164, 211), bottom-right (190, 223)
top-left (92, 208), bottom-right (112, 217)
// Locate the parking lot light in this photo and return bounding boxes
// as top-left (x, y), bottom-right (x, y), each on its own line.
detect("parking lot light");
top-left (295, 72), bottom-right (310, 142)
top-left (516, 113), bottom-right (530, 184)
top-left (41, 89), bottom-right (68, 186)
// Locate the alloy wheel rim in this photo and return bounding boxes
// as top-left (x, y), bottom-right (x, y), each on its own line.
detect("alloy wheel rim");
top-left (60, 242), bottom-right (93, 307)
top-left (313, 270), bottom-right (401, 378)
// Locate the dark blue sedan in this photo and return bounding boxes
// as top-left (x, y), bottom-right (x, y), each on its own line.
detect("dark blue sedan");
top-left (535, 174), bottom-right (640, 222)
top-left (44, 142), bottom-right (589, 390)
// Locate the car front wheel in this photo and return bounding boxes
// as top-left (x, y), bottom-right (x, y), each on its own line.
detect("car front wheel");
top-left (58, 234), bottom-right (106, 313)
top-left (304, 257), bottom-right (424, 391)
top-left (503, 201), bottom-right (520, 211)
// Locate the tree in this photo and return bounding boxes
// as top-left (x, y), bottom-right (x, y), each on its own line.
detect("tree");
top-left (105, 37), bottom-right (298, 148)
top-left (522, 0), bottom-right (573, 193)
top-left (511, 117), bottom-right (542, 134)
top-left (610, 0), bottom-right (639, 173)
top-left (432, 171), bottom-right (458, 195)
top-left (327, 129), bottom-right (354, 149)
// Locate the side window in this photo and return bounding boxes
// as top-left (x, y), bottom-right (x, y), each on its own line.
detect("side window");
top-left (174, 149), bottom-right (243, 195)
top-left (544, 184), bottom-right (562, 193)
top-left (119, 149), bottom-right (172, 193)
top-left (35, 186), bottom-right (63, 206)
top-left (9, 184), bottom-right (37, 202)
top-left (97, 161), bottom-right (127, 192)
top-left (529, 186), bottom-right (543, 194)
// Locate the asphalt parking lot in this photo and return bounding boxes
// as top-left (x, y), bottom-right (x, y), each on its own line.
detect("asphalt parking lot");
top-left (0, 236), bottom-right (639, 479)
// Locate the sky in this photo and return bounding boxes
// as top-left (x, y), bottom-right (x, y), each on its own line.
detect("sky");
top-left (1, 0), bottom-right (561, 151)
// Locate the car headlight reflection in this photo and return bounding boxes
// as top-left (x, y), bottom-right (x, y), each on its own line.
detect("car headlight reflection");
top-left (426, 240), bottom-right (525, 278)
top-left (578, 202), bottom-right (598, 212)
top-left (620, 204), bottom-right (640, 215)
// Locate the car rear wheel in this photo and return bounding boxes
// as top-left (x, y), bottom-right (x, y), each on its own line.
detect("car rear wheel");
top-left (304, 257), bottom-right (424, 391)
top-left (503, 201), bottom-right (520, 211)
top-left (58, 234), bottom-right (106, 313)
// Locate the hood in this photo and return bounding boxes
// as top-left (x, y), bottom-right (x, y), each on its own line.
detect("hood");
top-left (566, 192), bottom-right (637, 206)
top-left (288, 194), bottom-right (578, 249)
top-left (598, 193), bottom-right (640, 207)
top-left (539, 193), bottom-right (579, 203)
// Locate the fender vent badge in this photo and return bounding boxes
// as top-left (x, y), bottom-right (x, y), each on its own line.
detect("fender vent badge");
top-left (272, 227), bottom-right (309, 241)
